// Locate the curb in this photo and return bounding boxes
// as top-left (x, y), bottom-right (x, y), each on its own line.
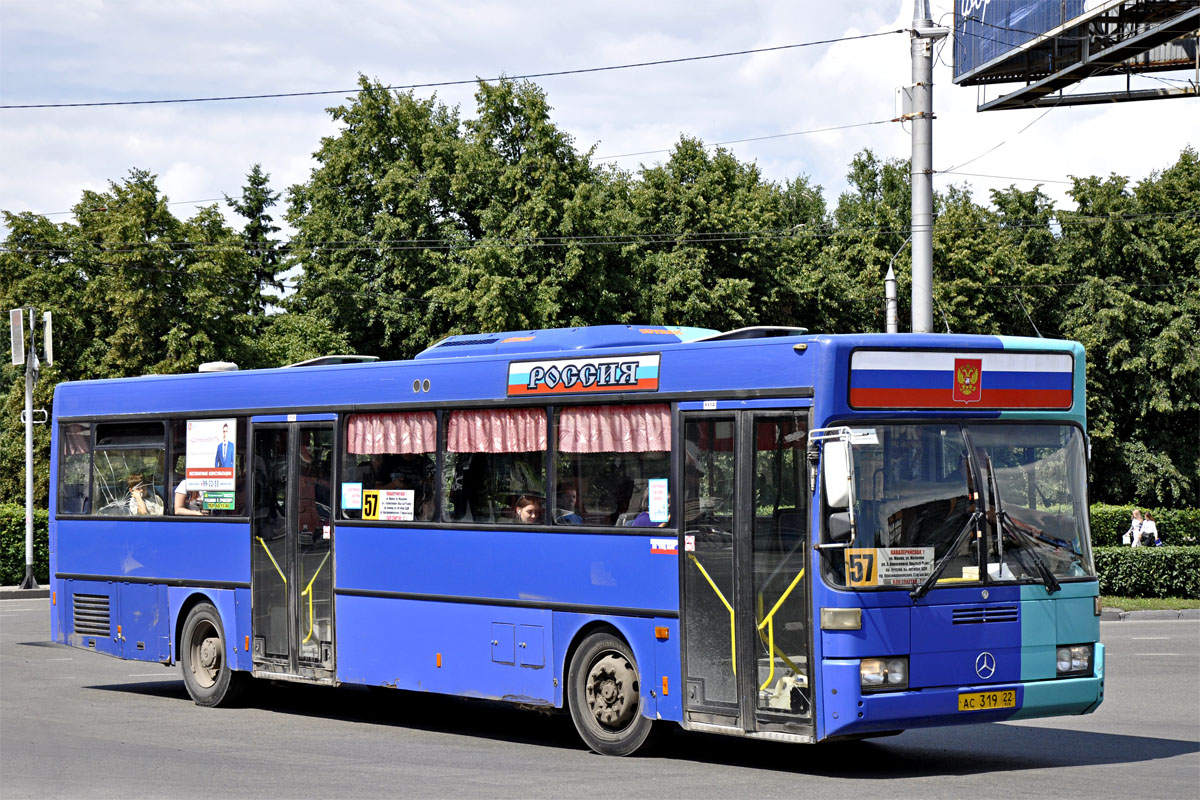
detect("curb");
top-left (1101, 608), bottom-right (1200, 621)
top-left (0, 587), bottom-right (50, 600)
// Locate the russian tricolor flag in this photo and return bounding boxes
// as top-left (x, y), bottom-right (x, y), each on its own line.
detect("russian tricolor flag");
top-left (849, 350), bottom-right (1073, 410)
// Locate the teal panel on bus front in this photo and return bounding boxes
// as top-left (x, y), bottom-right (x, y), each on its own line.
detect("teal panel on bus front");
top-left (334, 526), bottom-right (680, 615)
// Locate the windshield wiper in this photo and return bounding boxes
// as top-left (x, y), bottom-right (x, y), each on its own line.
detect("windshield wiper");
top-left (983, 454), bottom-right (1060, 595)
top-left (911, 510), bottom-right (982, 600)
top-left (997, 511), bottom-right (1061, 594)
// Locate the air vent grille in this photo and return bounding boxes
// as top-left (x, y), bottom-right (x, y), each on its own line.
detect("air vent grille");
top-left (952, 605), bottom-right (1018, 624)
top-left (436, 337), bottom-right (500, 348)
top-left (73, 593), bottom-right (111, 636)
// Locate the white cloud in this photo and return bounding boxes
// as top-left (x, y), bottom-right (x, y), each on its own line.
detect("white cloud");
top-left (1, 0), bottom-right (1196, 234)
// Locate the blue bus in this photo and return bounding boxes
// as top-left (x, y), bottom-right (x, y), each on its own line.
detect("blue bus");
top-left (49, 325), bottom-right (1103, 755)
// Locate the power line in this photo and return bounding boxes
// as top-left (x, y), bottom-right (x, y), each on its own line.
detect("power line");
top-left (1, 30), bottom-right (907, 110)
top-left (595, 118), bottom-right (896, 160)
top-left (938, 170), bottom-right (1074, 185)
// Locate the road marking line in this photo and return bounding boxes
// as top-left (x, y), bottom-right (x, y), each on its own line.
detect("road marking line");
top-left (1131, 637), bottom-right (1170, 640)
top-left (48, 657), bottom-right (73, 661)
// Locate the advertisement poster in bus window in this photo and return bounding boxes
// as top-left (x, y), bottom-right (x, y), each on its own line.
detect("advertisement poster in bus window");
top-left (185, 418), bottom-right (236, 510)
top-left (846, 547), bottom-right (933, 587)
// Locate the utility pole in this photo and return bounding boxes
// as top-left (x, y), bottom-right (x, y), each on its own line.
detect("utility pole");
top-left (9, 308), bottom-right (52, 590)
top-left (910, 0), bottom-right (948, 333)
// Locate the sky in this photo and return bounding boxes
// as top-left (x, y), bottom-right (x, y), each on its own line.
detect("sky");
top-left (1, 0), bottom-right (1197, 238)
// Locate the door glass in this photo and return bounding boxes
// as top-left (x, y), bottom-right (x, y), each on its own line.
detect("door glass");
top-left (296, 427), bottom-right (334, 666)
top-left (682, 417), bottom-right (738, 711)
top-left (252, 428), bottom-right (290, 662)
top-left (751, 416), bottom-right (810, 718)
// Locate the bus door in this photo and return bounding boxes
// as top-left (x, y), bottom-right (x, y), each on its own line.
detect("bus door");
top-left (250, 422), bottom-right (336, 681)
top-left (680, 411), bottom-right (813, 739)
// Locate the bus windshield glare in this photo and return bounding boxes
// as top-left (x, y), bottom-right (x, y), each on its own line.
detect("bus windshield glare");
top-left (828, 423), bottom-right (1094, 590)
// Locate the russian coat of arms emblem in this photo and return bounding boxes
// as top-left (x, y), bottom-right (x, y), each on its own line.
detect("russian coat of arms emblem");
top-left (953, 358), bottom-right (982, 404)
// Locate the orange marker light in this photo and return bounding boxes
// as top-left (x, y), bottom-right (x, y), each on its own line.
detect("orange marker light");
top-left (654, 626), bottom-right (670, 640)
top-left (436, 653), bottom-right (442, 668)
top-left (245, 636), bottom-right (250, 652)
top-left (662, 676), bottom-right (669, 696)
top-left (52, 591), bottom-right (56, 606)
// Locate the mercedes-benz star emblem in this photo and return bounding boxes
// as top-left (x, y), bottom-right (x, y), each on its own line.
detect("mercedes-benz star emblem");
top-left (975, 651), bottom-right (997, 679)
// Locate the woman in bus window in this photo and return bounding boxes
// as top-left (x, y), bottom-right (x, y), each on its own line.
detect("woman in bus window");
top-left (127, 474), bottom-right (163, 516)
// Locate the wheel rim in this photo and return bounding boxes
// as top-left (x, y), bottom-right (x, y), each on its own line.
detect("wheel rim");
top-left (583, 651), bottom-right (638, 731)
top-left (189, 620), bottom-right (222, 689)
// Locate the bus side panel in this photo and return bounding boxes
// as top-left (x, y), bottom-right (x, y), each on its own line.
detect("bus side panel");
top-left (55, 519), bottom-right (249, 584)
top-left (335, 595), bottom-right (554, 704)
top-left (550, 612), bottom-right (681, 723)
top-left (335, 526), bottom-right (680, 614)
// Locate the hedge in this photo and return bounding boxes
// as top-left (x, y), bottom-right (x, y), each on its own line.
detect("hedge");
top-left (1093, 546), bottom-right (1200, 599)
top-left (0, 503), bottom-right (49, 585)
top-left (1089, 504), bottom-right (1200, 548)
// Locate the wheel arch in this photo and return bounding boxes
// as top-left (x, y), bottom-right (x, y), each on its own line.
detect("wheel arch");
top-left (168, 588), bottom-right (238, 668)
top-left (560, 618), bottom-right (655, 717)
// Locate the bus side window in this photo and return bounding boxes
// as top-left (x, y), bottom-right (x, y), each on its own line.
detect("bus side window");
top-left (444, 409), bottom-right (547, 525)
top-left (342, 412), bottom-right (437, 522)
top-left (58, 422), bottom-right (93, 515)
top-left (555, 404), bottom-right (671, 527)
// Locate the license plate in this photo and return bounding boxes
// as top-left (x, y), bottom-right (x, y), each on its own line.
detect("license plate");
top-left (958, 689), bottom-right (1016, 711)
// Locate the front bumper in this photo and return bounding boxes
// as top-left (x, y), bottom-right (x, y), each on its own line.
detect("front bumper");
top-left (820, 643), bottom-right (1105, 739)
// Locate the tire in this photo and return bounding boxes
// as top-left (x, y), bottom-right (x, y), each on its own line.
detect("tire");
top-left (567, 632), bottom-right (655, 756)
top-left (180, 602), bottom-right (246, 707)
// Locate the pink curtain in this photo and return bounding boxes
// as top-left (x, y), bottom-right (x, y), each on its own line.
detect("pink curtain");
top-left (347, 412), bottom-right (437, 455)
top-left (63, 424), bottom-right (91, 455)
top-left (558, 404), bottom-right (671, 453)
top-left (447, 408), bottom-right (547, 453)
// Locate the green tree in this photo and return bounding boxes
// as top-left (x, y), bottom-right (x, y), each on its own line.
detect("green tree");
top-left (1056, 149), bottom-right (1200, 505)
top-left (226, 163), bottom-right (284, 312)
top-left (0, 170), bottom-right (266, 504)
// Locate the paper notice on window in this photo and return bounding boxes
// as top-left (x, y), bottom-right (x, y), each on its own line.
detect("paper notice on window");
top-left (377, 489), bottom-right (414, 521)
top-left (846, 547), bottom-right (934, 587)
top-left (648, 478), bottom-right (670, 523)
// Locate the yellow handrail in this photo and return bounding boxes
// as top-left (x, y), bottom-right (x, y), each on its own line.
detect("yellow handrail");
top-left (301, 550), bottom-right (331, 644)
top-left (756, 567), bottom-right (805, 691)
top-left (687, 553), bottom-right (736, 675)
top-left (256, 537), bottom-right (287, 586)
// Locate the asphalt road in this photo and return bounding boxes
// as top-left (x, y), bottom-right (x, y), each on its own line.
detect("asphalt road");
top-left (2, 599), bottom-right (1197, 799)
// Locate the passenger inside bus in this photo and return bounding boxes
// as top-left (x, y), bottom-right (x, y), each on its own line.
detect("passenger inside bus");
top-left (511, 494), bottom-right (544, 525)
top-left (554, 481), bottom-right (583, 524)
top-left (127, 474), bottom-right (164, 516)
top-left (173, 480), bottom-right (206, 516)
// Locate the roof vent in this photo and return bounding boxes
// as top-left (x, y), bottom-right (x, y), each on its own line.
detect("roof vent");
top-left (284, 355), bottom-right (380, 368)
top-left (693, 326), bottom-right (808, 342)
top-left (198, 361), bottom-right (239, 373)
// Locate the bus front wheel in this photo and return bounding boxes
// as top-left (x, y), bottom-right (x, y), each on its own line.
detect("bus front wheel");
top-left (567, 632), bottom-right (655, 756)
top-left (180, 602), bottom-right (245, 707)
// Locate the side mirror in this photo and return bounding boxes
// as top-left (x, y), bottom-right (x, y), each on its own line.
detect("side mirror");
top-left (808, 427), bottom-right (859, 547)
top-left (828, 511), bottom-right (854, 543)
top-left (823, 439), bottom-right (853, 509)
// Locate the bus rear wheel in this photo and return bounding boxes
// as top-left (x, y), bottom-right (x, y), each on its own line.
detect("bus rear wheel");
top-left (180, 602), bottom-right (245, 707)
top-left (567, 632), bottom-right (655, 756)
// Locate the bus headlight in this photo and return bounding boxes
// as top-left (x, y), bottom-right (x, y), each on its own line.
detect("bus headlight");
top-left (861, 657), bottom-right (909, 691)
top-left (1056, 644), bottom-right (1093, 676)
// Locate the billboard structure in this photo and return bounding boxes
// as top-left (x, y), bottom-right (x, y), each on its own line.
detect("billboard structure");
top-left (953, 0), bottom-right (1199, 110)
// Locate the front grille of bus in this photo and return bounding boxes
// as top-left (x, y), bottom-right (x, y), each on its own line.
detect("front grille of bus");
top-left (952, 605), bottom-right (1019, 624)
top-left (73, 594), bottom-right (111, 636)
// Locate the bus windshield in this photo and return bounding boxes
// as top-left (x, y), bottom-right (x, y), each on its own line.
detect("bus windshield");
top-left (828, 423), bottom-right (1094, 590)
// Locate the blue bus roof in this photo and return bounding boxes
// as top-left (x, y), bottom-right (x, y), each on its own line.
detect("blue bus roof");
top-left (51, 328), bottom-right (1086, 427)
